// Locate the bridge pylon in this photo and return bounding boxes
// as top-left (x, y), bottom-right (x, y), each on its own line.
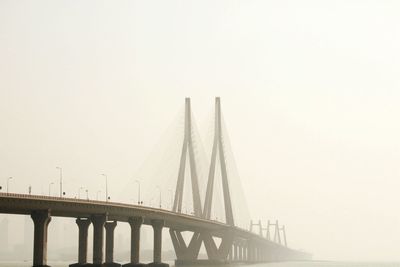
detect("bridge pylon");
top-left (170, 98), bottom-right (203, 264)
top-left (172, 97), bottom-right (202, 216)
top-left (201, 97), bottom-right (235, 262)
top-left (203, 97), bottom-right (234, 226)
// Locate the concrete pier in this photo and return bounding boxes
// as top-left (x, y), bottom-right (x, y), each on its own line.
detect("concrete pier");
top-left (148, 219), bottom-right (168, 267)
top-left (70, 218), bottom-right (91, 267)
top-left (104, 221), bottom-right (120, 267)
top-left (31, 210), bottom-right (51, 267)
top-left (90, 214), bottom-right (107, 267)
top-left (123, 216), bottom-right (144, 267)
top-left (234, 244), bottom-right (238, 261)
top-left (238, 243), bottom-right (243, 261)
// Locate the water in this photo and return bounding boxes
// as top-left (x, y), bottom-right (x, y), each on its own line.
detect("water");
top-left (1, 262), bottom-right (400, 267)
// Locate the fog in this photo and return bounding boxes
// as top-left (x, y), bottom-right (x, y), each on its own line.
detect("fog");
top-left (1, 0), bottom-right (400, 262)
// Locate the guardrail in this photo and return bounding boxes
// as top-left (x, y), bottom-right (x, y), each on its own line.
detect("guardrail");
top-left (0, 192), bottom-right (291, 248)
top-left (0, 192), bottom-right (229, 226)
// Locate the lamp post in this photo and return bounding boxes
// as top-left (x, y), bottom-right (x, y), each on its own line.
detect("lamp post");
top-left (135, 180), bottom-right (142, 205)
top-left (168, 189), bottom-right (173, 210)
top-left (101, 174), bottom-right (108, 202)
top-left (56, 167), bottom-right (63, 197)
top-left (156, 186), bottom-right (162, 209)
top-left (96, 190), bottom-right (102, 200)
top-left (48, 182), bottom-right (54, 196)
top-left (7, 177), bottom-right (12, 194)
top-left (135, 180), bottom-right (141, 205)
top-left (78, 187), bottom-right (84, 199)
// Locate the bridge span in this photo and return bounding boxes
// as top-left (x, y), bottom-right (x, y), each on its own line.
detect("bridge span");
top-left (0, 98), bottom-right (311, 267)
top-left (0, 193), bottom-right (310, 267)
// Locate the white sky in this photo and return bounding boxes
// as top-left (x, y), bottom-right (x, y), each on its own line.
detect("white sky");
top-left (1, 0), bottom-right (400, 262)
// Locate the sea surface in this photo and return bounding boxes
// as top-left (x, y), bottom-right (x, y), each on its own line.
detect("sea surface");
top-left (1, 262), bottom-right (400, 267)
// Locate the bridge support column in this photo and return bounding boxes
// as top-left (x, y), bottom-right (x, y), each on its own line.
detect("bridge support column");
top-left (105, 221), bottom-right (120, 267)
top-left (149, 220), bottom-right (168, 267)
top-left (70, 218), bottom-right (91, 267)
top-left (233, 243), bottom-right (238, 261)
top-left (90, 214), bottom-right (107, 267)
top-left (258, 246), bottom-right (263, 262)
top-left (238, 243), bottom-right (243, 261)
top-left (243, 244), bottom-right (248, 261)
top-left (247, 241), bottom-right (255, 262)
top-left (228, 245), bottom-right (233, 261)
top-left (123, 217), bottom-right (144, 267)
top-left (31, 210), bottom-right (51, 267)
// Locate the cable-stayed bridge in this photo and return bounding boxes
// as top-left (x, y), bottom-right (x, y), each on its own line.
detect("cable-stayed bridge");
top-left (0, 97), bottom-right (311, 267)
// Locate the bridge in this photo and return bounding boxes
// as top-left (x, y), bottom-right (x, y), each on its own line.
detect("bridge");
top-left (0, 97), bottom-right (311, 267)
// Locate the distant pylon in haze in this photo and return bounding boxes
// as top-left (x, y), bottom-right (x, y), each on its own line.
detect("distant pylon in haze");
top-left (272, 220), bottom-right (281, 244)
top-left (203, 97), bottom-right (234, 226)
top-left (172, 97), bottom-right (203, 217)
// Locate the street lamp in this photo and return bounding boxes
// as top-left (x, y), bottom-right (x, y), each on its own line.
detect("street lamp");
top-left (168, 189), bottom-right (173, 210)
top-left (135, 180), bottom-right (141, 205)
top-left (78, 187), bottom-right (84, 199)
top-left (96, 190), bottom-right (102, 201)
top-left (101, 174), bottom-right (108, 202)
top-left (56, 167), bottom-right (63, 198)
top-left (156, 186), bottom-right (162, 209)
top-left (48, 182), bottom-right (54, 196)
top-left (7, 177), bottom-right (12, 194)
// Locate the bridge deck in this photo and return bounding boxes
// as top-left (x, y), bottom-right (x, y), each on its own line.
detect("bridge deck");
top-left (0, 192), bottom-right (298, 251)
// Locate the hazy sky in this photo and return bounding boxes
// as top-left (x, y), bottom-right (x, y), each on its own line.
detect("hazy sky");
top-left (1, 0), bottom-right (400, 262)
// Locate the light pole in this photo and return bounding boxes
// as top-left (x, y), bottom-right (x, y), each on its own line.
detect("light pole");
top-left (7, 177), bottom-right (12, 194)
top-left (168, 189), bottom-right (173, 210)
top-left (101, 174), bottom-right (108, 202)
top-left (48, 182), bottom-right (54, 196)
top-left (156, 186), bottom-right (162, 209)
top-left (78, 187), bottom-right (84, 199)
top-left (56, 167), bottom-right (63, 197)
top-left (135, 180), bottom-right (141, 205)
top-left (96, 190), bottom-right (102, 200)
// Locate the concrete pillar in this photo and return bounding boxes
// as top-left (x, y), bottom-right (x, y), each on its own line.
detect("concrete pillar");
top-left (104, 221), bottom-right (120, 267)
top-left (258, 246), bottom-right (262, 261)
top-left (70, 218), bottom-right (91, 267)
top-left (91, 214), bottom-right (107, 267)
top-left (233, 243), bottom-right (238, 261)
top-left (238, 244), bottom-right (243, 261)
top-left (31, 210), bottom-right (51, 267)
top-left (248, 242), bottom-right (255, 262)
top-left (228, 245), bottom-right (233, 261)
top-left (148, 220), bottom-right (168, 267)
top-left (123, 217), bottom-right (144, 267)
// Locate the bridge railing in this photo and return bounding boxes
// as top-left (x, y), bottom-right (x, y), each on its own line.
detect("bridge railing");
top-left (0, 192), bottom-right (305, 251)
top-left (0, 191), bottom-right (227, 224)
